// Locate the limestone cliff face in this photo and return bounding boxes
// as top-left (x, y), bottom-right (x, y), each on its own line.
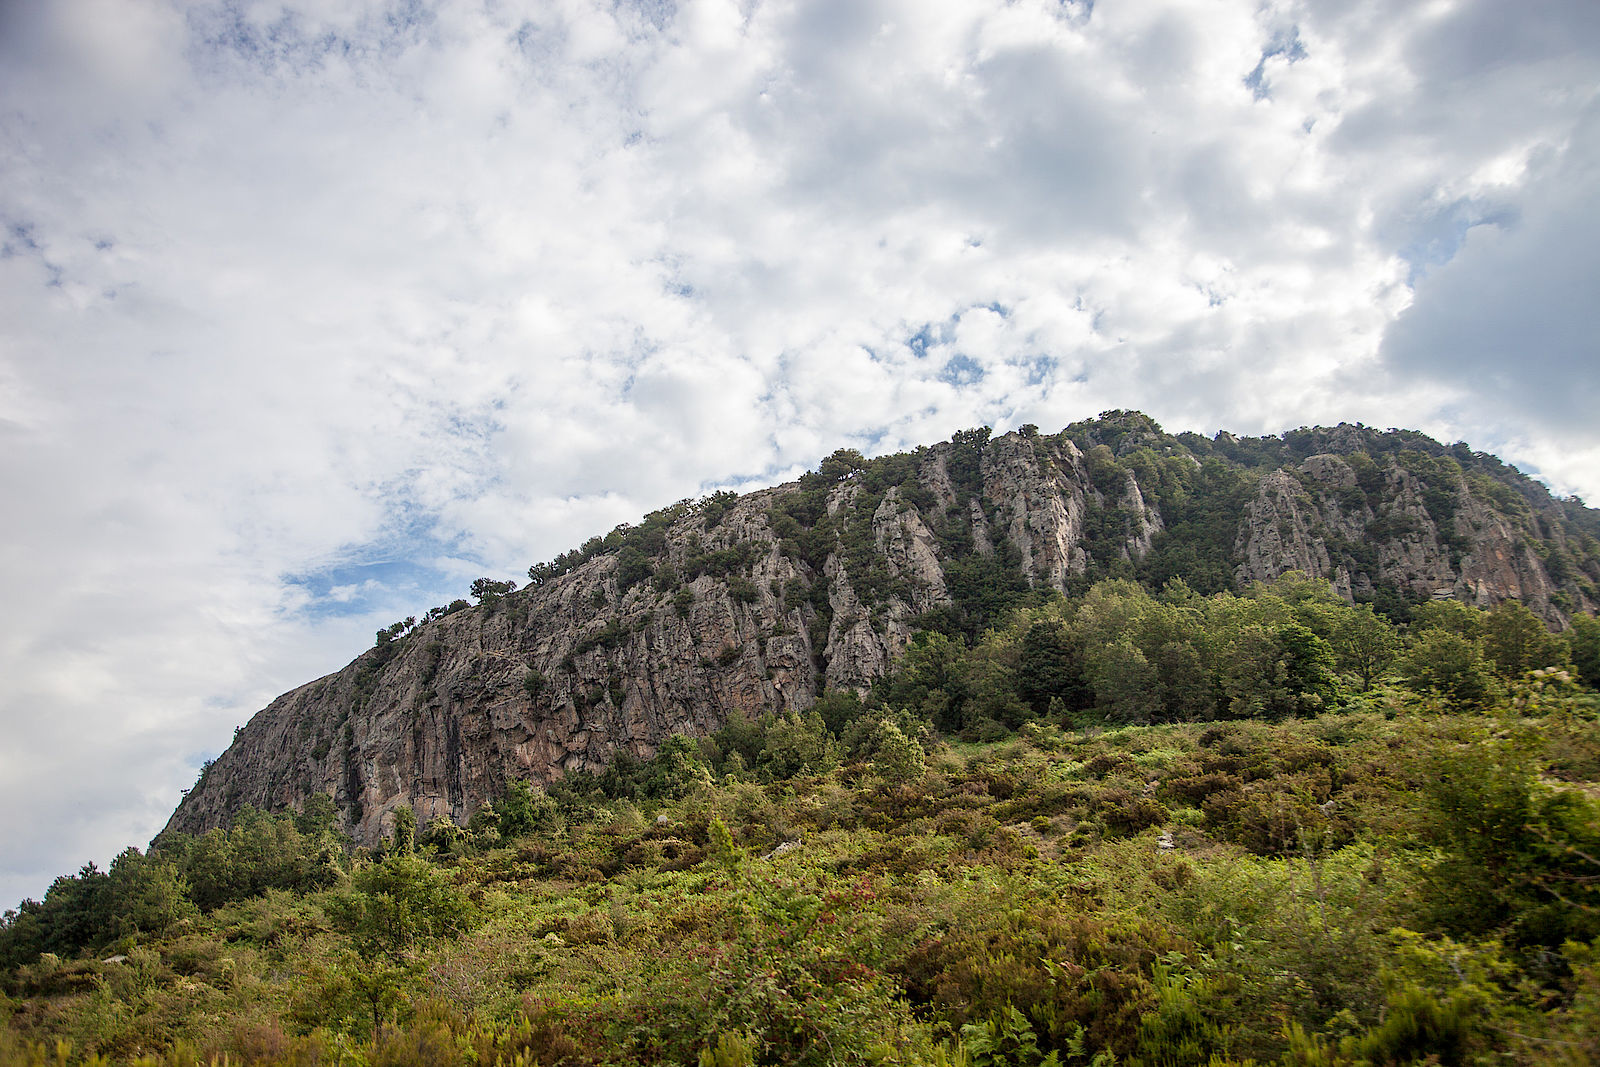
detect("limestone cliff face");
top-left (164, 431), bottom-right (1162, 845)
top-left (1235, 453), bottom-right (1596, 624)
top-left (165, 419), bottom-right (1600, 845)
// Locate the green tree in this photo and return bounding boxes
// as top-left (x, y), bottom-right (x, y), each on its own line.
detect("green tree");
top-left (615, 546), bottom-right (654, 591)
top-left (1569, 612), bottom-right (1600, 689)
top-left (811, 689), bottom-right (867, 737)
top-left (294, 793), bottom-right (340, 838)
top-left (326, 854), bottom-right (474, 1037)
top-left (876, 631), bottom-right (969, 733)
top-left (1277, 621), bottom-right (1338, 710)
top-left (637, 734), bottom-right (714, 799)
top-left (1482, 599), bottom-right (1564, 678)
top-left (1405, 630), bottom-right (1500, 710)
top-left (167, 807), bottom-right (340, 911)
top-left (103, 848), bottom-right (196, 942)
top-left (1333, 604), bottom-right (1401, 691)
top-left (1015, 620), bottom-right (1089, 717)
top-left (469, 577), bottom-right (517, 603)
top-left (868, 720), bottom-right (926, 781)
top-left (759, 712), bottom-right (838, 779)
top-left (1087, 636), bottom-right (1158, 723)
top-left (1419, 738), bottom-right (1600, 947)
top-left (332, 854), bottom-right (471, 963)
top-left (389, 805), bottom-right (416, 854)
top-left (1411, 599), bottom-right (1486, 639)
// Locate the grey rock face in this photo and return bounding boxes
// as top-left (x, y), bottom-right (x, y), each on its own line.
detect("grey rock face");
top-left (166, 425), bottom-right (1596, 845)
top-left (1235, 455), bottom-right (1594, 624)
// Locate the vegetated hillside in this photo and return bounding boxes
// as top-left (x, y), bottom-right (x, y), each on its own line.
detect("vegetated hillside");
top-left (4, 580), bottom-right (1600, 1063)
top-left (165, 413), bottom-right (1600, 847)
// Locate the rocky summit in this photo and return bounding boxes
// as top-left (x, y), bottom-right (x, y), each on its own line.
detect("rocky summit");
top-left (164, 413), bottom-right (1600, 846)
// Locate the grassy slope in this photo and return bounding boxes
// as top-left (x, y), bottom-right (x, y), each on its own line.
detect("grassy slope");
top-left (5, 695), bottom-right (1600, 1066)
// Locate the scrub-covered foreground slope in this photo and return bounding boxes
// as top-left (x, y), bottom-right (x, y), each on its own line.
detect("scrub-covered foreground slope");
top-left (165, 413), bottom-right (1600, 846)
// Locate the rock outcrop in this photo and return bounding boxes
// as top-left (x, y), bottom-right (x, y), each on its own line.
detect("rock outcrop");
top-left (165, 417), bottom-right (1600, 845)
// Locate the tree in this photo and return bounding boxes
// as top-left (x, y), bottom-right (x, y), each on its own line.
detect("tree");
top-left (615, 546), bottom-right (653, 590)
top-left (326, 853), bottom-right (473, 1037)
top-left (1482, 599), bottom-right (1563, 678)
top-left (389, 805), bottom-right (416, 854)
top-left (294, 792), bottom-right (340, 838)
top-left (637, 734), bottom-right (714, 799)
top-left (1016, 620), bottom-right (1088, 718)
top-left (1405, 630), bottom-right (1500, 710)
top-left (876, 631), bottom-right (970, 733)
top-left (332, 854), bottom-right (470, 963)
top-left (811, 689), bottom-right (867, 737)
top-left (759, 712), bottom-right (838, 779)
top-left (1570, 613), bottom-right (1600, 689)
top-left (867, 720), bottom-right (926, 781)
top-left (817, 448), bottom-right (867, 482)
top-left (1420, 738), bottom-right (1600, 946)
top-left (1412, 599), bottom-right (1486, 639)
top-left (1276, 622), bottom-right (1338, 710)
top-left (1088, 636), bottom-right (1158, 724)
top-left (166, 807), bottom-right (340, 911)
top-left (104, 848), bottom-right (196, 942)
top-left (470, 577), bottom-right (517, 603)
top-left (1333, 604), bottom-right (1401, 691)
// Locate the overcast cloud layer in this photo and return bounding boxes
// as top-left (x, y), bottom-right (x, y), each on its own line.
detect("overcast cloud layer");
top-left (2, 0), bottom-right (1597, 907)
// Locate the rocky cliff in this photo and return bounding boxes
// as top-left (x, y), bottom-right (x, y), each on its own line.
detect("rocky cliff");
top-left (165, 415), bottom-right (1600, 845)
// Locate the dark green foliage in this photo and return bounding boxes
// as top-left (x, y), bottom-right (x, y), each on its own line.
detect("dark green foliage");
top-left (489, 780), bottom-right (556, 838)
top-left (1571, 613), bottom-right (1600, 688)
top-left (1482, 598), bottom-right (1565, 677)
top-left (0, 851), bottom-right (198, 970)
top-left (652, 563), bottom-right (680, 592)
top-left (0, 809), bottom-right (338, 969)
top-left (874, 630), bottom-right (970, 733)
top-left (805, 689), bottom-right (865, 740)
top-left (374, 620), bottom-right (408, 647)
top-left (634, 735), bottom-right (714, 799)
top-left (328, 855), bottom-right (471, 963)
top-left (1333, 604), bottom-right (1401, 691)
top-left (945, 427), bottom-right (991, 498)
top-left (1015, 620), bottom-right (1086, 717)
top-left (699, 490), bottom-right (739, 529)
top-left (1137, 457), bottom-right (1255, 595)
top-left (469, 578), bottom-right (517, 604)
top-left (942, 543), bottom-right (1039, 638)
top-left (1405, 629), bottom-right (1500, 709)
top-left (1419, 737), bottom-right (1600, 948)
top-left (294, 793), bottom-right (340, 838)
top-left (614, 547), bottom-right (654, 592)
top-left (572, 618), bottom-right (629, 656)
top-left (681, 540), bottom-right (759, 582)
top-left (158, 807), bottom-right (342, 913)
top-left (1277, 622), bottom-right (1338, 709)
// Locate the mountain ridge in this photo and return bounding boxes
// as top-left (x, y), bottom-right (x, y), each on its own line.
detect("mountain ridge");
top-left (164, 413), bottom-right (1600, 846)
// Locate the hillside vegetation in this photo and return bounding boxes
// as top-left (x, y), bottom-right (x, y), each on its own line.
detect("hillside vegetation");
top-left (6, 574), bottom-right (1600, 1066)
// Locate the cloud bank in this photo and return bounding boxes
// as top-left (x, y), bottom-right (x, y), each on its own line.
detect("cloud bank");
top-left (2, 0), bottom-right (1596, 906)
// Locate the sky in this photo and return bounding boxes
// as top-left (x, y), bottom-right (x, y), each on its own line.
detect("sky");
top-left (1, 0), bottom-right (1597, 909)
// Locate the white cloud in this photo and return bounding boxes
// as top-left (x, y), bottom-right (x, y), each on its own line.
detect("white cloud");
top-left (1, 0), bottom-right (1597, 905)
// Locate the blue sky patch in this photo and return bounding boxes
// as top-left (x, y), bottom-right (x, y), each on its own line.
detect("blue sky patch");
top-left (1397, 200), bottom-right (1517, 285)
top-left (940, 354), bottom-right (986, 386)
top-left (1245, 27), bottom-right (1307, 100)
